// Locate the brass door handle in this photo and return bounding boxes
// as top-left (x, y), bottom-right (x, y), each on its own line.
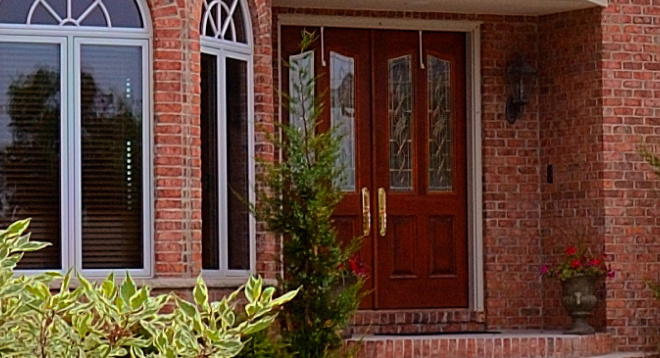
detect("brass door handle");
top-left (378, 188), bottom-right (387, 237)
top-left (361, 187), bottom-right (371, 237)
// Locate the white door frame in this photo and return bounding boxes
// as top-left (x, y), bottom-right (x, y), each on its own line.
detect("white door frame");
top-left (277, 14), bottom-right (484, 311)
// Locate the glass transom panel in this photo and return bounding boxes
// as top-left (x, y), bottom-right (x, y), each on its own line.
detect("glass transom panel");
top-left (201, 0), bottom-right (248, 44)
top-left (0, 0), bottom-right (144, 28)
top-left (330, 52), bottom-right (356, 192)
top-left (427, 55), bottom-right (453, 192)
top-left (388, 55), bottom-right (413, 191)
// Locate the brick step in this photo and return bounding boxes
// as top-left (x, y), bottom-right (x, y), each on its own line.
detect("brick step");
top-left (346, 331), bottom-right (617, 358)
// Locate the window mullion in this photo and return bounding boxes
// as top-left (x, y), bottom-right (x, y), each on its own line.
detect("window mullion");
top-left (58, 36), bottom-right (72, 272)
top-left (218, 50), bottom-right (229, 275)
top-left (70, 35), bottom-right (82, 272)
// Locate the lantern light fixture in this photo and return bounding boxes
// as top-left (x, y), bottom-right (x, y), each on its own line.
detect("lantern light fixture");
top-left (505, 55), bottom-right (538, 124)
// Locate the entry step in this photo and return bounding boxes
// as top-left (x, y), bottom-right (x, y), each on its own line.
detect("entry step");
top-left (347, 331), bottom-right (619, 358)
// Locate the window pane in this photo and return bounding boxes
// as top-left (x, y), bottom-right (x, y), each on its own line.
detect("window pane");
top-left (226, 58), bottom-right (250, 271)
top-left (80, 44), bottom-right (143, 269)
top-left (0, 42), bottom-right (62, 269)
top-left (0, 0), bottom-right (33, 24)
top-left (231, 0), bottom-right (247, 43)
top-left (330, 52), bottom-right (356, 192)
top-left (288, 51), bottom-right (314, 131)
top-left (428, 56), bottom-right (453, 192)
top-left (0, 0), bottom-right (143, 28)
top-left (103, 0), bottom-right (143, 28)
top-left (389, 55), bottom-right (413, 191)
top-left (202, 53), bottom-right (220, 270)
top-left (200, 0), bottom-right (247, 43)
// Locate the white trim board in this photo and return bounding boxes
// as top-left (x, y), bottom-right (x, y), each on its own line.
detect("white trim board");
top-left (278, 15), bottom-right (481, 32)
top-left (277, 16), bottom-right (484, 311)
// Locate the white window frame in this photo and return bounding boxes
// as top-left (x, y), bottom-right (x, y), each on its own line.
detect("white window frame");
top-left (200, 0), bottom-right (256, 278)
top-left (1, 2), bottom-right (153, 278)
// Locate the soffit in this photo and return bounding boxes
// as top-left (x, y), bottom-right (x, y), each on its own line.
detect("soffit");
top-left (272, 0), bottom-right (607, 16)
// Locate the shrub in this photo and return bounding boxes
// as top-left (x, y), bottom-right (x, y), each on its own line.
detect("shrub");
top-left (0, 219), bottom-right (297, 358)
top-left (250, 30), bottom-right (364, 358)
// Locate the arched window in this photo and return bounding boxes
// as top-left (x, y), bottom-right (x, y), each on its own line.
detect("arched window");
top-left (0, 0), bottom-right (151, 276)
top-left (199, 0), bottom-right (255, 276)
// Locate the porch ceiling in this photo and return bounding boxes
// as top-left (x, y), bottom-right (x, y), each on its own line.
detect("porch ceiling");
top-left (273, 0), bottom-right (607, 16)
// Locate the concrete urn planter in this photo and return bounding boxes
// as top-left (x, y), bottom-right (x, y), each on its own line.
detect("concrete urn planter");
top-left (561, 275), bottom-right (598, 335)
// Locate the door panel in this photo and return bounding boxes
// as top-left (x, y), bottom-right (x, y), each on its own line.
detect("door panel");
top-left (281, 27), bottom-right (468, 309)
top-left (373, 30), bottom-right (467, 309)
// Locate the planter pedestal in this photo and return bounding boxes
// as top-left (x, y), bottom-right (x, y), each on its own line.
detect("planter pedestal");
top-left (561, 275), bottom-right (598, 335)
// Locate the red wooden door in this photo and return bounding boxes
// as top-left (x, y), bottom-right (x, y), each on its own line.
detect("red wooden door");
top-left (281, 27), bottom-right (468, 309)
top-left (372, 30), bottom-right (467, 308)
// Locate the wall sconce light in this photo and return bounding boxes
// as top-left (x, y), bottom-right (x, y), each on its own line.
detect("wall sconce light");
top-left (506, 55), bottom-right (538, 124)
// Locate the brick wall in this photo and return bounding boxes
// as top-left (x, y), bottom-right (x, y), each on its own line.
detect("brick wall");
top-left (148, 0), bottom-right (277, 281)
top-left (272, 7), bottom-right (544, 330)
top-left (600, 0), bottom-right (660, 352)
top-left (538, 8), bottom-right (606, 330)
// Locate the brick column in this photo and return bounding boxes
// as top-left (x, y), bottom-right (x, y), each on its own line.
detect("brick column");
top-left (150, 0), bottom-right (204, 278)
top-left (600, 1), bottom-right (660, 352)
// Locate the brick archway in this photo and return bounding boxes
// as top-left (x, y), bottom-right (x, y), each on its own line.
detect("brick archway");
top-left (145, 0), bottom-right (275, 279)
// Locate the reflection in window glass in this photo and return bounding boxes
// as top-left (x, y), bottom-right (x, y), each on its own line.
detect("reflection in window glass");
top-left (0, 42), bottom-right (62, 269)
top-left (289, 51), bottom-right (314, 131)
top-left (80, 45), bottom-right (143, 269)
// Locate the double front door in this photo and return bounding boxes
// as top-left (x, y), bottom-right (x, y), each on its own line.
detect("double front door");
top-left (282, 27), bottom-right (468, 309)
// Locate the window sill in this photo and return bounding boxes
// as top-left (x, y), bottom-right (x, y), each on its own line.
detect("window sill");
top-left (48, 277), bottom-right (278, 290)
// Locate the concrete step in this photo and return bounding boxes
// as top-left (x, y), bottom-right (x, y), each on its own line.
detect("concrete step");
top-left (346, 331), bottom-right (618, 358)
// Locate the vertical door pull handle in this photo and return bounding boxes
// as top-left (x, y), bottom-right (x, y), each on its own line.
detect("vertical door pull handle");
top-left (378, 188), bottom-right (387, 237)
top-left (361, 187), bottom-right (371, 236)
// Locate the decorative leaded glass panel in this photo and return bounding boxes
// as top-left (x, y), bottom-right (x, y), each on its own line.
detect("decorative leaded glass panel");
top-left (200, 0), bottom-right (248, 44)
top-left (0, 0), bottom-right (143, 28)
top-left (388, 55), bottom-right (413, 191)
top-left (330, 52), bottom-right (356, 192)
top-left (427, 56), bottom-right (453, 192)
top-left (288, 51), bottom-right (314, 131)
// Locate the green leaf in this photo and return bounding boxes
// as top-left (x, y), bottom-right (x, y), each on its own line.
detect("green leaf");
top-left (18, 241), bottom-right (50, 252)
top-left (269, 287), bottom-right (299, 307)
top-left (242, 314), bottom-right (278, 335)
top-left (130, 287), bottom-right (149, 310)
top-left (245, 276), bottom-right (263, 303)
top-left (193, 275), bottom-right (209, 310)
top-left (2, 219), bottom-right (30, 239)
top-left (120, 273), bottom-right (137, 305)
top-left (102, 273), bottom-right (116, 298)
top-left (176, 297), bottom-right (197, 319)
top-left (260, 286), bottom-right (276, 304)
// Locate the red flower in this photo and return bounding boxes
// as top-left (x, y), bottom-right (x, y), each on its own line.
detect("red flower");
top-left (566, 246), bottom-right (577, 255)
top-left (590, 258), bottom-right (600, 266)
top-left (570, 259), bottom-right (581, 269)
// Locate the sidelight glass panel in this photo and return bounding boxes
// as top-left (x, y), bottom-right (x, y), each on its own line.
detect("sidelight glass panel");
top-left (80, 44), bottom-right (143, 269)
top-left (428, 56), bottom-right (453, 192)
top-left (0, 42), bottom-right (62, 269)
top-left (288, 51), bottom-right (314, 131)
top-left (388, 55), bottom-right (413, 191)
top-left (330, 52), bottom-right (356, 192)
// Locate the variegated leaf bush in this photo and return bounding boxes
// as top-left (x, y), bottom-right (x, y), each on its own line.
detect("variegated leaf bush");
top-left (0, 219), bottom-right (297, 358)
